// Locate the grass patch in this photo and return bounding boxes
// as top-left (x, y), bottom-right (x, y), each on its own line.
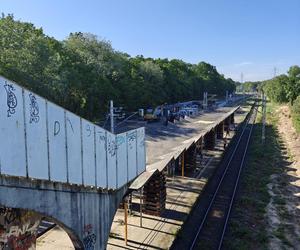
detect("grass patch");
top-left (291, 96), bottom-right (300, 134)
top-left (222, 101), bottom-right (288, 249)
top-left (291, 111), bottom-right (300, 134)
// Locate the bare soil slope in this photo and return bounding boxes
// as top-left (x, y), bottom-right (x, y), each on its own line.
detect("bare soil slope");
top-left (267, 105), bottom-right (300, 249)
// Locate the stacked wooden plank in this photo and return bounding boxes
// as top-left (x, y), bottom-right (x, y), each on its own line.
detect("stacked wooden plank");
top-left (230, 113), bottom-right (235, 124)
top-left (185, 147), bottom-right (197, 169)
top-left (143, 172), bottom-right (166, 216)
top-left (204, 129), bottom-right (216, 150)
top-left (224, 117), bottom-right (230, 132)
top-left (216, 122), bottom-right (224, 139)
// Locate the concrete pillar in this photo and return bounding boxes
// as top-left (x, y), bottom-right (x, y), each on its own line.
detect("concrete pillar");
top-left (0, 207), bottom-right (42, 249)
top-left (216, 122), bottom-right (224, 139)
top-left (204, 129), bottom-right (216, 150)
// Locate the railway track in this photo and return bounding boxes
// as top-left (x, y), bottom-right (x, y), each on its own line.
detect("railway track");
top-left (191, 104), bottom-right (257, 249)
top-left (172, 103), bottom-right (257, 250)
top-left (37, 219), bottom-right (56, 238)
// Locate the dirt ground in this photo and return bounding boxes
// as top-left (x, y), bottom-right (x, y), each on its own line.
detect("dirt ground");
top-left (267, 105), bottom-right (300, 249)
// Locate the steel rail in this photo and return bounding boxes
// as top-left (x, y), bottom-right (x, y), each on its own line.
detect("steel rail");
top-left (37, 219), bottom-right (56, 238)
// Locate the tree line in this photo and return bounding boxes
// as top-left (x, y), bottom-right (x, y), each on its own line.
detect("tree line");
top-left (262, 65), bottom-right (300, 105)
top-left (262, 65), bottom-right (300, 131)
top-left (0, 14), bottom-right (236, 122)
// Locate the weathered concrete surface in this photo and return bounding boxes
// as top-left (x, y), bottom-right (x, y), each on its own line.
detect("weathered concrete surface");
top-left (0, 207), bottom-right (41, 249)
top-left (37, 225), bottom-right (74, 249)
top-left (0, 177), bottom-right (127, 249)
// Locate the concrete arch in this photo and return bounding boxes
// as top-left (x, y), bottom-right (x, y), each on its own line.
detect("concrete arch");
top-left (0, 176), bottom-right (128, 249)
top-left (0, 205), bottom-right (83, 249)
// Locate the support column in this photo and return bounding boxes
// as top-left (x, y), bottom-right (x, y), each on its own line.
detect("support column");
top-left (230, 113), bottom-right (235, 124)
top-left (216, 122), bottom-right (224, 139)
top-left (185, 145), bottom-right (197, 171)
top-left (128, 193), bottom-right (132, 215)
top-left (224, 117), bottom-right (230, 134)
top-left (124, 200), bottom-right (128, 246)
top-left (174, 158), bottom-right (180, 174)
top-left (204, 129), bottom-right (216, 150)
top-left (143, 172), bottom-right (166, 216)
top-left (140, 188), bottom-right (143, 228)
top-left (0, 207), bottom-right (42, 249)
top-left (165, 160), bottom-right (175, 176)
top-left (181, 153), bottom-right (185, 177)
top-left (196, 138), bottom-right (204, 164)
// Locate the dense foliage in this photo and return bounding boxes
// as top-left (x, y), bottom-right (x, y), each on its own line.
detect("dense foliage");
top-left (0, 14), bottom-right (236, 122)
top-left (261, 65), bottom-right (300, 132)
top-left (243, 81), bottom-right (261, 92)
top-left (262, 65), bottom-right (300, 105)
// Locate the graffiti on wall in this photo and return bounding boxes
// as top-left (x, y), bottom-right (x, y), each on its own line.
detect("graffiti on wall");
top-left (107, 138), bottom-right (116, 157)
top-left (0, 77), bottom-right (146, 188)
top-left (137, 129), bottom-right (145, 148)
top-left (116, 135), bottom-right (125, 148)
top-left (83, 224), bottom-right (96, 250)
top-left (4, 82), bottom-right (17, 117)
top-left (29, 93), bottom-right (40, 124)
top-left (0, 207), bottom-right (40, 250)
top-left (127, 131), bottom-right (136, 150)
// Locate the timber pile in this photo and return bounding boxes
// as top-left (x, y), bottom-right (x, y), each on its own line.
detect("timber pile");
top-left (204, 129), bottom-right (216, 150)
top-left (224, 117), bottom-right (230, 131)
top-left (230, 114), bottom-right (235, 124)
top-left (185, 148), bottom-right (197, 169)
top-left (143, 172), bottom-right (166, 216)
top-left (216, 122), bottom-right (224, 139)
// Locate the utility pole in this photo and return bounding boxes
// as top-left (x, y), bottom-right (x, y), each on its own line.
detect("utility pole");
top-left (262, 93), bottom-right (266, 143)
top-left (226, 90), bottom-right (228, 103)
top-left (241, 72), bottom-right (245, 95)
top-left (110, 100), bottom-right (114, 133)
top-left (273, 67), bottom-right (277, 78)
top-left (203, 92), bottom-right (208, 110)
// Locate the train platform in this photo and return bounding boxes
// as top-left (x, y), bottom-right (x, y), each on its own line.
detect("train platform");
top-left (107, 101), bottom-right (252, 250)
top-left (36, 99), bottom-right (252, 250)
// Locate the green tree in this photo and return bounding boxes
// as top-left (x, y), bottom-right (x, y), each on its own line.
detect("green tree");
top-left (0, 14), bottom-right (238, 122)
top-left (286, 65), bottom-right (300, 105)
top-left (263, 75), bottom-right (288, 103)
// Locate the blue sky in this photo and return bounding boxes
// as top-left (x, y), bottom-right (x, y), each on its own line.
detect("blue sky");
top-left (1, 0), bottom-right (300, 81)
